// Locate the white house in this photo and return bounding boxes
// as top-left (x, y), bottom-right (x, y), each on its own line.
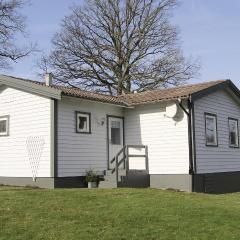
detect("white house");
top-left (0, 74), bottom-right (240, 193)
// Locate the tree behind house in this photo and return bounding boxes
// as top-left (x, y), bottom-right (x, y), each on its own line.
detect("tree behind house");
top-left (44, 0), bottom-right (199, 95)
top-left (0, 0), bottom-right (32, 69)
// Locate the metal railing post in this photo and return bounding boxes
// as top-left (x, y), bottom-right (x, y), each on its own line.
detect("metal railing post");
top-left (145, 145), bottom-right (149, 173)
top-left (126, 145), bottom-right (129, 172)
top-left (116, 154), bottom-right (119, 183)
top-left (123, 145), bottom-right (126, 170)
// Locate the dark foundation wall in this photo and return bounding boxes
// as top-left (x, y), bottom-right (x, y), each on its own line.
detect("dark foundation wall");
top-left (193, 172), bottom-right (240, 194)
top-left (54, 177), bottom-right (86, 188)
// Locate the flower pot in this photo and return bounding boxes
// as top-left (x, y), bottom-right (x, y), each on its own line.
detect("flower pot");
top-left (88, 182), bottom-right (98, 188)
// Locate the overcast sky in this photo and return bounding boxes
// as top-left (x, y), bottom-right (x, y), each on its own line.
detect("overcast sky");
top-left (3, 0), bottom-right (240, 87)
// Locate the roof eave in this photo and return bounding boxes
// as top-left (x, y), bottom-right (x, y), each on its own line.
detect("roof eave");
top-left (0, 75), bottom-right (62, 100)
top-left (61, 93), bottom-right (132, 108)
top-left (128, 96), bottom-right (189, 106)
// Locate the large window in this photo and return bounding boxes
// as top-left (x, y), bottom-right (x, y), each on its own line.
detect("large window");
top-left (76, 112), bottom-right (91, 134)
top-left (205, 113), bottom-right (218, 146)
top-left (228, 118), bottom-right (239, 148)
top-left (0, 116), bottom-right (9, 136)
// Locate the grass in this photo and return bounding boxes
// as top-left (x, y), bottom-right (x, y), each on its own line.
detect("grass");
top-left (1, 187), bottom-right (240, 239)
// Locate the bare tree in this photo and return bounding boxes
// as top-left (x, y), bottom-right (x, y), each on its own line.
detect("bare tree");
top-left (45, 0), bottom-right (199, 95)
top-left (0, 0), bottom-right (32, 69)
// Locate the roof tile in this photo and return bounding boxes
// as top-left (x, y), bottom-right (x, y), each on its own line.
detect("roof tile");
top-left (0, 75), bottom-right (227, 107)
top-left (120, 80), bottom-right (226, 105)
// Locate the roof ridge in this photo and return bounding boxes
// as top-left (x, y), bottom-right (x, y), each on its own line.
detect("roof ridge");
top-left (0, 74), bottom-right (233, 106)
top-left (1, 74), bottom-right (227, 98)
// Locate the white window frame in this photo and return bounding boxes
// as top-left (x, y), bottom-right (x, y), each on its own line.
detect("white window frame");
top-left (0, 115), bottom-right (9, 137)
top-left (228, 118), bottom-right (239, 148)
top-left (205, 113), bottom-right (218, 147)
top-left (76, 111), bottom-right (91, 134)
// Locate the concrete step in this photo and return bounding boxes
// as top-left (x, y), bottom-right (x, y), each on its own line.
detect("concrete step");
top-left (99, 169), bottom-right (126, 188)
top-left (98, 176), bottom-right (117, 188)
top-left (118, 170), bottom-right (150, 188)
top-left (104, 169), bottom-right (126, 177)
top-left (98, 181), bottom-right (117, 189)
top-left (99, 170), bottom-right (150, 188)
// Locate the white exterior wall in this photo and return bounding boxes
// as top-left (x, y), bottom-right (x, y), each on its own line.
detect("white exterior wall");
top-left (57, 97), bottom-right (124, 177)
top-left (194, 90), bottom-right (240, 173)
top-left (0, 86), bottom-right (52, 177)
top-left (124, 102), bottom-right (189, 174)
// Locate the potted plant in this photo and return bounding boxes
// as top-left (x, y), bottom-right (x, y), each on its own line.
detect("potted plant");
top-left (85, 169), bottom-right (99, 188)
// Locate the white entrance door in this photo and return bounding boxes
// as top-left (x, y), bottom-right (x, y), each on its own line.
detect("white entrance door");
top-left (108, 116), bottom-right (124, 169)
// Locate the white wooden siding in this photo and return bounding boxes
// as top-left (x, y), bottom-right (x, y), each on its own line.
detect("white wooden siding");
top-left (194, 90), bottom-right (240, 173)
top-left (128, 147), bottom-right (147, 170)
top-left (124, 102), bottom-right (189, 174)
top-left (57, 97), bottom-right (123, 177)
top-left (0, 86), bottom-right (51, 177)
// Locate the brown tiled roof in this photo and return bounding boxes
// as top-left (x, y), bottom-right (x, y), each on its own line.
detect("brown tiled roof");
top-left (56, 85), bottom-right (129, 106)
top-left (0, 75), bottom-right (128, 106)
top-left (0, 75), bottom-right (229, 107)
top-left (120, 80), bottom-right (227, 106)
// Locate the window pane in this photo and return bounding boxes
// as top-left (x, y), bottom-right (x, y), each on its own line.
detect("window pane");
top-left (205, 114), bottom-right (217, 146)
top-left (229, 119), bottom-right (238, 147)
top-left (230, 132), bottom-right (237, 145)
top-left (76, 112), bottom-right (90, 133)
top-left (111, 121), bottom-right (121, 144)
top-left (0, 120), bottom-right (6, 133)
top-left (79, 116), bottom-right (87, 130)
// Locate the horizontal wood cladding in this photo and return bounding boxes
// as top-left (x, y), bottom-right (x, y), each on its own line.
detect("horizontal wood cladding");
top-left (57, 97), bottom-right (124, 177)
top-left (0, 86), bottom-right (51, 177)
top-left (194, 90), bottom-right (240, 173)
top-left (124, 102), bottom-right (189, 174)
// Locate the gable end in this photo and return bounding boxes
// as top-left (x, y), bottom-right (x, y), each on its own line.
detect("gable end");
top-left (191, 80), bottom-right (240, 102)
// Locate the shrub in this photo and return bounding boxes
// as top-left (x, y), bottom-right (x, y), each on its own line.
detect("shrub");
top-left (85, 169), bottom-right (99, 183)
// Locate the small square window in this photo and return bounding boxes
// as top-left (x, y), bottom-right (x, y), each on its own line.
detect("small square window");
top-left (0, 116), bottom-right (9, 136)
top-left (228, 118), bottom-right (239, 148)
top-left (205, 113), bottom-right (218, 146)
top-left (76, 112), bottom-right (91, 134)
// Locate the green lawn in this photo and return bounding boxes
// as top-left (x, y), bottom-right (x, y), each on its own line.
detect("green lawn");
top-left (1, 187), bottom-right (240, 240)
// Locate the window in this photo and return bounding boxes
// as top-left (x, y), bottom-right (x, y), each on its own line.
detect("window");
top-left (0, 116), bottom-right (9, 136)
top-left (228, 118), bottom-right (239, 148)
top-left (111, 120), bottom-right (121, 144)
top-left (76, 112), bottom-right (91, 134)
top-left (205, 113), bottom-right (218, 146)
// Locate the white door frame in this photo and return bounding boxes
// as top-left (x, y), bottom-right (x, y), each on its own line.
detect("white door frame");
top-left (107, 115), bottom-right (125, 170)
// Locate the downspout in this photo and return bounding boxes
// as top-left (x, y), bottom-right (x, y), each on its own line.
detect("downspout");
top-left (177, 97), bottom-right (195, 176)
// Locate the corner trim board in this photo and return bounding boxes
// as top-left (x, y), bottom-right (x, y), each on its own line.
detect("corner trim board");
top-left (54, 100), bottom-right (58, 177)
top-left (50, 99), bottom-right (58, 178)
top-left (191, 100), bottom-right (197, 174)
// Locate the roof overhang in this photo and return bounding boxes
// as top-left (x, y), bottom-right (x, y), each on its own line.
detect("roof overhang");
top-left (0, 75), bottom-right (62, 100)
top-left (190, 80), bottom-right (240, 102)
